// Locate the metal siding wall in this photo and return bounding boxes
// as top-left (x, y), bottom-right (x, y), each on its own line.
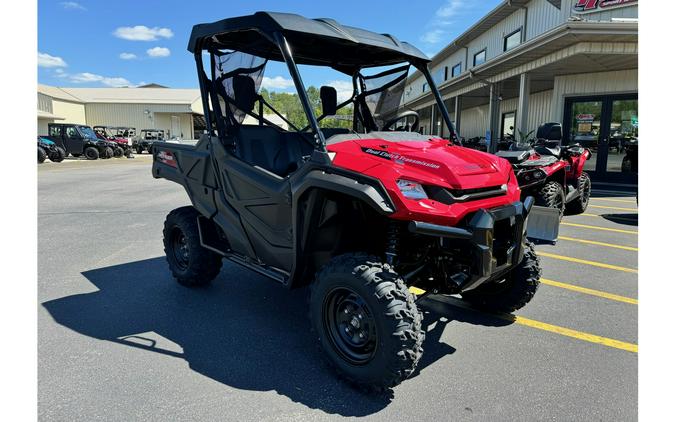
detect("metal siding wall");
top-left (459, 105), bottom-right (489, 139)
top-left (467, 8), bottom-right (526, 68)
top-left (52, 100), bottom-right (86, 124)
top-left (551, 69), bottom-right (638, 121)
top-left (84, 103), bottom-right (193, 133)
top-left (435, 50), bottom-right (467, 83)
top-left (526, 0), bottom-right (562, 40)
top-left (527, 90), bottom-right (553, 133)
top-left (38, 93), bottom-right (53, 113)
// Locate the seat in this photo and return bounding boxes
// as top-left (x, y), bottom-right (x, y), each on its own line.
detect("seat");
top-left (495, 149), bottom-right (531, 164)
top-left (534, 145), bottom-right (561, 158)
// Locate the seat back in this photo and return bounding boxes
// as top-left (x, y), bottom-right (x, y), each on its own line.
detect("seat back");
top-left (233, 125), bottom-right (313, 177)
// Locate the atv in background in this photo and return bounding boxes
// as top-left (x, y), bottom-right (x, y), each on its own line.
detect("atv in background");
top-left (44, 123), bottom-right (113, 160)
top-left (496, 122), bottom-right (592, 217)
top-left (134, 129), bottom-right (164, 154)
top-left (151, 12), bottom-right (557, 390)
top-left (93, 126), bottom-right (133, 158)
top-left (462, 136), bottom-right (488, 152)
top-left (37, 136), bottom-right (65, 163)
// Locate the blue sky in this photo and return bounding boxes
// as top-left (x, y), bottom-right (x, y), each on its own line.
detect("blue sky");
top-left (38, 0), bottom-right (501, 90)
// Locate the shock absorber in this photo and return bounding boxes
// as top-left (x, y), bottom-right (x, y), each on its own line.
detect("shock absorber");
top-left (385, 221), bottom-right (400, 266)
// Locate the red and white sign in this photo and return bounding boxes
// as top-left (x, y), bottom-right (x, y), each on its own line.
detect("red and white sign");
top-left (576, 114), bottom-right (595, 122)
top-left (573, 0), bottom-right (637, 14)
top-left (157, 150), bottom-right (177, 168)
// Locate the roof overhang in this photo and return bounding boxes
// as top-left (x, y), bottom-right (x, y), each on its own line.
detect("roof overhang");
top-left (37, 110), bottom-right (65, 120)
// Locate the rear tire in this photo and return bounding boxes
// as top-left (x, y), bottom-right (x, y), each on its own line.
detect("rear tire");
top-left (103, 147), bottom-right (114, 159)
top-left (309, 253), bottom-right (424, 391)
top-left (461, 240), bottom-right (541, 313)
top-left (566, 172), bottom-right (591, 215)
top-left (113, 147), bottom-right (124, 158)
top-left (534, 180), bottom-right (565, 220)
top-left (163, 206), bottom-right (223, 287)
top-left (48, 147), bottom-right (66, 163)
top-left (38, 147), bottom-right (46, 164)
top-left (84, 147), bottom-right (99, 160)
top-left (124, 148), bottom-right (132, 158)
top-left (136, 146), bottom-right (144, 154)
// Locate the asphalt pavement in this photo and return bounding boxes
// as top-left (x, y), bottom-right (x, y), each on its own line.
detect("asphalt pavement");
top-left (38, 155), bottom-right (638, 421)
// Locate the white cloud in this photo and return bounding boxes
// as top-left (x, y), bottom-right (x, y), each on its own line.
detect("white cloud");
top-left (146, 47), bottom-right (171, 58)
top-left (113, 25), bottom-right (173, 41)
top-left (325, 80), bottom-right (353, 102)
top-left (436, 0), bottom-right (465, 19)
top-left (119, 52), bottom-right (137, 60)
top-left (60, 1), bottom-right (86, 10)
top-left (261, 76), bottom-right (294, 90)
top-left (38, 52), bottom-right (67, 68)
top-left (420, 29), bottom-right (445, 44)
top-left (64, 72), bottom-right (133, 87)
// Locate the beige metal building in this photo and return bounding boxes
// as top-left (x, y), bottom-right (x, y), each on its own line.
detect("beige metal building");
top-left (37, 84), bottom-right (205, 139)
top-left (401, 0), bottom-right (638, 182)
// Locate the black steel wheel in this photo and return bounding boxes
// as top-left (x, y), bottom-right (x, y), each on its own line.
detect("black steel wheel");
top-left (566, 172), bottom-right (591, 215)
top-left (323, 287), bottom-right (378, 365)
top-left (162, 206), bottom-right (223, 287)
top-left (310, 253), bottom-right (424, 391)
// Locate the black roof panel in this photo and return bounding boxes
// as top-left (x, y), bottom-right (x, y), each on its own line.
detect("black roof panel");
top-left (188, 12), bottom-right (429, 68)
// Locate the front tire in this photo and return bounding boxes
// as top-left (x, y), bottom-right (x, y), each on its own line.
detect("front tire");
top-left (566, 172), bottom-right (591, 215)
top-left (113, 146), bottom-right (124, 158)
top-left (163, 206), bottom-right (223, 287)
top-left (48, 147), bottom-right (66, 163)
top-left (38, 147), bottom-right (46, 163)
top-left (461, 240), bottom-right (541, 313)
top-left (84, 147), bottom-right (99, 160)
top-left (535, 180), bottom-right (565, 220)
top-left (309, 253), bottom-right (424, 390)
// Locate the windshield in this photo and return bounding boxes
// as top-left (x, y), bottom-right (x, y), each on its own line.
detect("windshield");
top-left (203, 44), bottom-right (453, 146)
top-left (79, 126), bottom-right (98, 140)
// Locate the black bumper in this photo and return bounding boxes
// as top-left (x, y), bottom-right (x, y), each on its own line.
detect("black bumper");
top-left (408, 197), bottom-right (534, 291)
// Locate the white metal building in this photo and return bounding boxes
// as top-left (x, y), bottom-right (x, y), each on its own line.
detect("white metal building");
top-left (402, 0), bottom-right (638, 182)
top-left (37, 84), bottom-right (206, 139)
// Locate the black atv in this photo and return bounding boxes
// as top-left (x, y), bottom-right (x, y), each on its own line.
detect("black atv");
top-left (135, 129), bottom-right (165, 154)
top-left (151, 12), bottom-right (554, 391)
top-left (37, 136), bottom-right (66, 163)
top-left (44, 123), bottom-right (114, 160)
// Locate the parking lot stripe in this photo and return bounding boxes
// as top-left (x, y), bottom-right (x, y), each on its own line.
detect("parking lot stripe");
top-left (558, 236), bottom-right (638, 251)
top-left (511, 315), bottom-right (638, 353)
top-left (540, 278), bottom-right (638, 304)
top-left (537, 252), bottom-right (638, 273)
top-left (561, 222), bottom-right (638, 234)
top-left (588, 204), bottom-right (638, 212)
top-left (413, 292), bottom-right (638, 353)
top-left (592, 198), bottom-right (638, 204)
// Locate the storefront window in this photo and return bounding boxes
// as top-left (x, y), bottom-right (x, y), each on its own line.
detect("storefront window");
top-left (568, 100), bottom-right (602, 171)
top-left (608, 99), bottom-right (638, 173)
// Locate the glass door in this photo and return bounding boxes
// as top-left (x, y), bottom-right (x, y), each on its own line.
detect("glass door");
top-left (565, 99), bottom-right (603, 172)
top-left (607, 98), bottom-right (638, 174)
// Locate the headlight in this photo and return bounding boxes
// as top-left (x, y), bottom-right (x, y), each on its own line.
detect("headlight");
top-left (396, 179), bottom-right (428, 200)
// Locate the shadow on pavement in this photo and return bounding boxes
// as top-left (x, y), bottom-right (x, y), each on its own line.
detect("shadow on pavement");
top-left (601, 213), bottom-right (638, 226)
top-left (590, 190), bottom-right (637, 199)
top-left (42, 257), bottom-right (511, 416)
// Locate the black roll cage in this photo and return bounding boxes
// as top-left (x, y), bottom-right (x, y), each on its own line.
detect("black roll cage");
top-left (193, 32), bottom-right (457, 153)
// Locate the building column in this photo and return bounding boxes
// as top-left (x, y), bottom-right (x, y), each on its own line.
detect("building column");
top-left (454, 96), bottom-right (462, 137)
top-left (516, 73), bottom-right (531, 141)
top-left (430, 105), bottom-right (437, 136)
top-left (487, 83), bottom-right (501, 153)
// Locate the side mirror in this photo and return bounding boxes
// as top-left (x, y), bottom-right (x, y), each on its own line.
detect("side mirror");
top-left (320, 86), bottom-right (337, 116)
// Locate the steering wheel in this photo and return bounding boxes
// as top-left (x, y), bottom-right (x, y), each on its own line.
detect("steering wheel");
top-left (382, 110), bottom-right (419, 132)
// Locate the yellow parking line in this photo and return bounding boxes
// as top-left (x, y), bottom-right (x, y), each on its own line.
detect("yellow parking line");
top-left (410, 289), bottom-right (638, 353)
top-left (588, 204), bottom-right (638, 212)
top-left (592, 198), bottom-right (637, 204)
top-left (540, 278), bottom-right (638, 305)
top-left (558, 236), bottom-right (638, 251)
top-left (511, 315), bottom-right (637, 353)
top-left (537, 252), bottom-right (638, 273)
top-left (561, 222), bottom-right (638, 235)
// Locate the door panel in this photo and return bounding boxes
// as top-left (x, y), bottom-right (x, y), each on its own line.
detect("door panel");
top-left (566, 100), bottom-right (603, 172)
top-left (65, 126), bottom-right (85, 153)
top-left (607, 99), bottom-right (638, 174)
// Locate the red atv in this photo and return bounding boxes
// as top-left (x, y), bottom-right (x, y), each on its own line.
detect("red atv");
top-left (496, 123), bottom-right (592, 217)
top-left (93, 126), bottom-right (133, 158)
top-left (151, 12), bottom-right (559, 390)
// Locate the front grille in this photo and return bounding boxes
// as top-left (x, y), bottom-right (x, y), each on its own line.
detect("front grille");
top-left (425, 184), bottom-right (506, 205)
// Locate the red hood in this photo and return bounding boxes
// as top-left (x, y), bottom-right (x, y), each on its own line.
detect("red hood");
top-left (328, 137), bottom-right (511, 190)
top-left (326, 135), bottom-right (520, 226)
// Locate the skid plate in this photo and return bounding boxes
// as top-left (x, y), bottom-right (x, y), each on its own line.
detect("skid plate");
top-left (526, 205), bottom-right (560, 244)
